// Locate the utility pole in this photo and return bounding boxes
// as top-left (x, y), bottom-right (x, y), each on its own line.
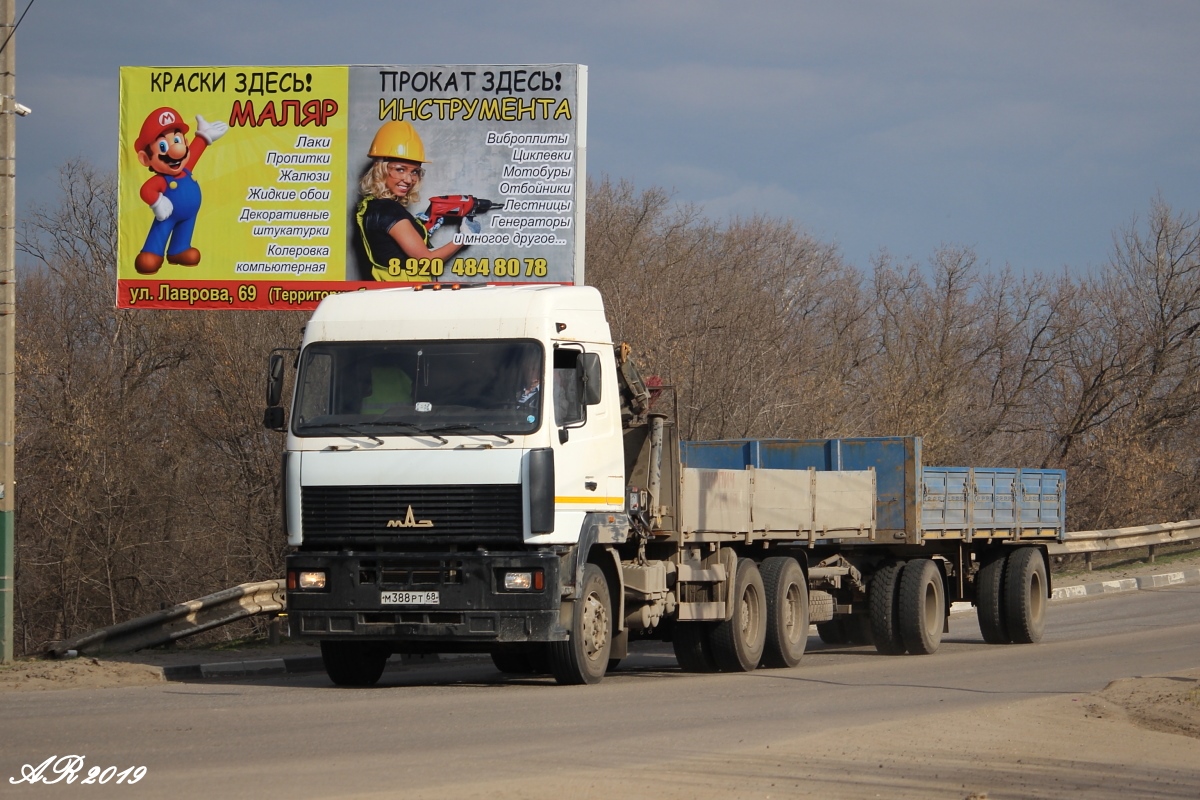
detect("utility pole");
top-left (0, 0), bottom-right (16, 664)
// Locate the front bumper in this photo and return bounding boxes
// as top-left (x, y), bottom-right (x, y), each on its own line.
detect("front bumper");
top-left (286, 550), bottom-right (566, 650)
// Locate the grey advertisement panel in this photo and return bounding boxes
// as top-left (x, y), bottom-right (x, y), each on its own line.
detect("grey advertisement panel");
top-left (346, 64), bottom-right (586, 285)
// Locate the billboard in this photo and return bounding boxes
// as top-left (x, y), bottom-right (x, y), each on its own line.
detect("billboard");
top-left (117, 64), bottom-right (586, 310)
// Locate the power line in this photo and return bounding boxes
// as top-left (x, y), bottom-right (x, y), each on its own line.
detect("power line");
top-left (0, 0), bottom-right (35, 56)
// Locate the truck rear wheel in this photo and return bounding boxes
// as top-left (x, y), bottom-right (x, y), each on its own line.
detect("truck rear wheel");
top-left (759, 557), bottom-right (808, 668)
top-left (320, 641), bottom-right (389, 687)
top-left (548, 563), bottom-right (612, 685)
top-left (816, 620), bottom-right (848, 644)
top-left (1004, 547), bottom-right (1047, 644)
top-left (710, 558), bottom-right (767, 672)
top-left (847, 614), bottom-right (875, 645)
top-left (898, 558), bottom-right (944, 655)
top-left (975, 552), bottom-right (1011, 644)
top-left (869, 561), bottom-right (907, 655)
top-left (672, 623), bottom-right (719, 672)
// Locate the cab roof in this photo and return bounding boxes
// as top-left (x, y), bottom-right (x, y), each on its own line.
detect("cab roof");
top-left (305, 284), bottom-right (612, 345)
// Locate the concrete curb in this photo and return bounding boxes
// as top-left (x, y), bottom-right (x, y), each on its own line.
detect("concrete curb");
top-left (1051, 567), bottom-right (1200, 601)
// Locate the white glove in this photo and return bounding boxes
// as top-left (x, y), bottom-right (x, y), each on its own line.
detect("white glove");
top-left (150, 194), bottom-right (174, 221)
top-left (195, 115), bottom-right (228, 144)
top-left (459, 216), bottom-right (481, 235)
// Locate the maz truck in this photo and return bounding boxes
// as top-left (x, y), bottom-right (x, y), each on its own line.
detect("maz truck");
top-left (264, 284), bottom-right (1065, 686)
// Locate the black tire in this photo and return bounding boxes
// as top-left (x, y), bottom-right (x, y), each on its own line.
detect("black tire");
top-left (672, 622), bottom-right (719, 672)
top-left (548, 563), bottom-right (612, 685)
top-left (491, 651), bottom-right (532, 674)
top-left (607, 658), bottom-right (622, 672)
top-left (320, 641), bottom-right (389, 687)
top-left (710, 558), bottom-right (767, 672)
top-left (846, 614), bottom-right (874, 645)
top-left (759, 557), bottom-right (809, 668)
top-left (976, 551), bottom-right (1010, 644)
top-left (898, 558), bottom-right (945, 655)
top-left (491, 645), bottom-right (549, 675)
top-left (1004, 547), bottom-right (1047, 644)
top-left (869, 561), bottom-right (907, 655)
top-left (816, 620), bottom-right (848, 645)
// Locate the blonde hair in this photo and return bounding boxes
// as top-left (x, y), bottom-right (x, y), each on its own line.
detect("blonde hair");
top-left (358, 159), bottom-right (422, 206)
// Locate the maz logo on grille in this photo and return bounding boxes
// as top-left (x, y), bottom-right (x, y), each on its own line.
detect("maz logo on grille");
top-left (386, 505), bottom-right (433, 528)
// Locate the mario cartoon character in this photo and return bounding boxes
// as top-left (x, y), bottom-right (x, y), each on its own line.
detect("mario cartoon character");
top-left (133, 106), bottom-right (228, 275)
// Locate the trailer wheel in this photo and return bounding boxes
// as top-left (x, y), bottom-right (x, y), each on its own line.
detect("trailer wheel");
top-left (710, 558), bottom-right (767, 672)
top-left (672, 623), bottom-right (719, 672)
top-left (320, 641), bottom-right (389, 687)
top-left (759, 557), bottom-right (808, 668)
top-left (548, 563), bottom-right (612, 685)
top-left (975, 552), bottom-right (1010, 644)
top-left (1003, 547), bottom-right (1047, 644)
top-left (898, 558), bottom-right (945, 655)
top-left (816, 620), bottom-right (848, 645)
top-left (869, 561), bottom-right (907, 655)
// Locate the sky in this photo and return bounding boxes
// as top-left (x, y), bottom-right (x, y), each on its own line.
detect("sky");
top-left (10, 0), bottom-right (1200, 275)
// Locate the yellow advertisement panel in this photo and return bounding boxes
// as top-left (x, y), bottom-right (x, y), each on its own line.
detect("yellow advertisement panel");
top-left (117, 65), bottom-right (586, 309)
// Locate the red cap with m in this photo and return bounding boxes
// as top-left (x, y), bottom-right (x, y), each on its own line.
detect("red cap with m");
top-left (134, 107), bottom-right (189, 153)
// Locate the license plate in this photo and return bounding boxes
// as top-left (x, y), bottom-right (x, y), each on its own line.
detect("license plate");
top-left (381, 591), bottom-right (439, 606)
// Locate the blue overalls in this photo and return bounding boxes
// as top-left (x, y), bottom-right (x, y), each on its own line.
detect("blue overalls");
top-left (142, 168), bottom-right (203, 258)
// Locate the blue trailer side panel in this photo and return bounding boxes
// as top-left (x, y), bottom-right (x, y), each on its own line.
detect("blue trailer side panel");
top-left (919, 467), bottom-right (1065, 539)
top-left (680, 437), bottom-right (1066, 542)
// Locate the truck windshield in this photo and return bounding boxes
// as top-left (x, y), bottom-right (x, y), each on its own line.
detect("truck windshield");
top-left (292, 340), bottom-right (544, 439)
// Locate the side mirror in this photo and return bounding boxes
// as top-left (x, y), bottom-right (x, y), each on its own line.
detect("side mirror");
top-left (263, 405), bottom-right (286, 431)
top-left (266, 353), bottom-right (285, 407)
top-left (579, 352), bottom-right (602, 405)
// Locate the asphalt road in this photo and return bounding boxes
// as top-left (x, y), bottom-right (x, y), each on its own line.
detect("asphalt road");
top-left (4, 585), bottom-right (1199, 799)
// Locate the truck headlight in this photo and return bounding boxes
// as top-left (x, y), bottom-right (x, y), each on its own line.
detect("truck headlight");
top-left (288, 570), bottom-right (327, 590)
top-left (502, 570), bottom-right (544, 591)
top-left (504, 572), bottom-right (532, 590)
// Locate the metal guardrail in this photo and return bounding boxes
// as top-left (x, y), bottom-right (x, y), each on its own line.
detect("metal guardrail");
top-left (1049, 519), bottom-right (1200, 556)
top-left (46, 579), bottom-right (285, 658)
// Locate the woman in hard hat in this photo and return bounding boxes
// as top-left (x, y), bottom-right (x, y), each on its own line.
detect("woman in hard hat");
top-left (354, 121), bottom-right (469, 281)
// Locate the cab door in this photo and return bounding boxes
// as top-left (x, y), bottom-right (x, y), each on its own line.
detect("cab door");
top-left (542, 344), bottom-right (625, 542)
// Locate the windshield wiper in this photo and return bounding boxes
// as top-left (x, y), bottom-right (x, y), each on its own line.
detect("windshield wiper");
top-left (356, 420), bottom-right (448, 444)
top-left (311, 422), bottom-right (383, 446)
top-left (422, 424), bottom-right (514, 444)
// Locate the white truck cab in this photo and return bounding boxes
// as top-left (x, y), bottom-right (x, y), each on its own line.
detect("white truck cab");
top-left (274, 285), bottom-right (630, 685)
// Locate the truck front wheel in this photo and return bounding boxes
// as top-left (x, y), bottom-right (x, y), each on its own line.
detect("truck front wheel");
top-left (548, 563), bottom-right (612, 685)
top-left (320, 641), bottom-right (389, 687)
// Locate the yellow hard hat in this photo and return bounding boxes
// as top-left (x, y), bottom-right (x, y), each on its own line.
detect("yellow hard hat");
top-left (368, 121), bottom-right (427, 162)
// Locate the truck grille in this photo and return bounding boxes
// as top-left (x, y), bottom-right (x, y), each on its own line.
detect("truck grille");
top-left (301, 484), bottom-right (523, 542)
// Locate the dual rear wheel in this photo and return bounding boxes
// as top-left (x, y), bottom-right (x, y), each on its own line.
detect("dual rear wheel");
top-left (975, 547), bottom-right (1047, 645)
top-left (673, 556), bottom-right (808, 673)
top-left (867, 559), bottom-right (945, 656)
